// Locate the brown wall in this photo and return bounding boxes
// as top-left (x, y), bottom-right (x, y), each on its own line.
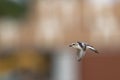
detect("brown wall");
top-left (82, 50), bottom-right (120, 80)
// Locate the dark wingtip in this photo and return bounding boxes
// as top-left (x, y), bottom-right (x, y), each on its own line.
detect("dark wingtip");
top-left (77, 59), bottom-right (82, 62)
top-left (95, 50), bottom-right (99, 54)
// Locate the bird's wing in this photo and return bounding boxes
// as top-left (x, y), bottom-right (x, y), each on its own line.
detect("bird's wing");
top-left (87, 45), bottom-right (99, 53)
top-left (76, 49), bottom-right (85, 61)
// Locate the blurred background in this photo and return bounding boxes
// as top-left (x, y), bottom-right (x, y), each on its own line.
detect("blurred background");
top-left (0, 0), bottom-right (120, 80)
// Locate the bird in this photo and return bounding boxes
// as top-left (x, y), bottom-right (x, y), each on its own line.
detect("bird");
top-left (69, 41), bottom-right (98, 61)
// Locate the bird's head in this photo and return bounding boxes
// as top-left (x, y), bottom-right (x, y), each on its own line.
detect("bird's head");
top-left (69, 42), bottom-right (81, 49)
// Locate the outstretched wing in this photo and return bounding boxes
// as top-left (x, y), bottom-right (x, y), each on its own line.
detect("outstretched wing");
top-left (87, 45), bottom-right (99, 53)
top-left (76, 49), bottom-right (85, 61)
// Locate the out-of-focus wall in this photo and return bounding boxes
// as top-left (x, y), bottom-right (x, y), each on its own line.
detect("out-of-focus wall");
top-left (82, 51), bottom-right (120, 80)
top-left (1, 0), bottom-right (120, 48)
top-left (0, 0), bottom-right (120, 80)
top-left (18, 0), bottom-right (120, 48)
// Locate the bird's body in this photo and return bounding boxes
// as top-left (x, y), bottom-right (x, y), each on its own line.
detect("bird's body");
top-left (69, 42), bottom-right (98, 61)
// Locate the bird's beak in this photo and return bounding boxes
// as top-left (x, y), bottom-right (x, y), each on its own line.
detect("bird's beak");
top-left (69, 45), bottom-right (73, 47)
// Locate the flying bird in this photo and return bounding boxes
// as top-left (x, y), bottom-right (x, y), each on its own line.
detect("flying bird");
top-left (69, 42), bottom-right (98, 61)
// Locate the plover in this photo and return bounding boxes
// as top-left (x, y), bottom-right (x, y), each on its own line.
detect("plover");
top-left (69, 42), bottom-right (98, 61)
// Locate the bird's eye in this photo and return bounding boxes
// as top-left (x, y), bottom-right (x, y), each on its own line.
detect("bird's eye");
top-left (73, 44), bottom-right (75, 45)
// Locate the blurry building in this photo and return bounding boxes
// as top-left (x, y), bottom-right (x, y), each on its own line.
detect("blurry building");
top-left (0, 0), bottom-right (120, 80)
